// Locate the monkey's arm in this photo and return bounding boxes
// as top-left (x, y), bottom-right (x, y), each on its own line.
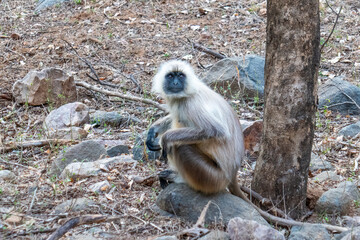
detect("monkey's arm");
top-left (161, 126), bottom-right (225, 145)
top-left (146, 115), bottom-right (172, 151)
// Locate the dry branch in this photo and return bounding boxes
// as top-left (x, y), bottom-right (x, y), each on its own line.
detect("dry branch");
top-left (320, 2), bottom-right (343, 52)
top-left (1, 139), bottom-right (78, 152)
top-left (188, 39), bottom-right (226, 59)
top-left (47, 215), bottom-right (108, 240)
top-left (76, 81), bottom-right (166, 111)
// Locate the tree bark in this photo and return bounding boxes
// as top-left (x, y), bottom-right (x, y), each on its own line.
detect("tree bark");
top-left (252, 0), bottom-right (320, 219)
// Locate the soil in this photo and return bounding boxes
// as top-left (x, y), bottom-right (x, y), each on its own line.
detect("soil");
top-left (0, 0), bottom-right (359, 239)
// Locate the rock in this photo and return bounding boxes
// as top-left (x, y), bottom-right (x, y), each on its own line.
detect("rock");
top-left (5, 212), bottom-right (23, 225)
top-left (133, 131), bottom-right (161, 161)
top-left (227, 217), bottom-right (285, 240)
top-left (339, 121), bottom-right (360, 138)
top-left (69, 234), bottom-right (98, 240)
top-left (35, 0), bottom-right (70, 12)
top-left (50, 140), bottom-right (106, 176)
top-left (288, 224), bottom-right (331, 240)
top-left (91, 111), bottom-right (140, 127)
top-left (309, 153), bottom-right (334, 172)
top-left (199, 230), bottom-right (229, 240)
top-left (12, 68), bottom-right (76, 106)
top-left (156, 183), bottom-right (268, 226)
top-left (315, 181), bottom-right (360, 215)
top-left (47, 127), bottom-right (88, 140)
top-left (153, 236), bottom-right (177, 240)
top-left (0, 170), bottom-right (16, 181)
top-left (44, 102), bottom-right (89, 131)
top-left (93, 139), bottom-right (127, 147)
top-left (243, 121), bottom-right (263, 156)
top-left (88, 180), bottom-right (111, 194)
top-left (342, 216), bottom-right (360, 227)
top-left (107, 145), bottom-right (129, 157)
top-left (318, 77), bottom-right (360, 115)
top-left (60, 155), bottom-right (136, 179)
top-left (313, 171), bottom-right (342, 182)
top-left (203, 55), bottom-right (265, 98)
top-left (336, 227), bottom-right (360, 240)
top-left (53, 198), bottom-right (96, 214)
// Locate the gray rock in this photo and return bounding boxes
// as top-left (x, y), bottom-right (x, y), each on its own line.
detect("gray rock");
top-left (12, 68), bottom-right (77, 106)
top-left (199, 230), bottom-right (229, 240)
top-left (309, 153), bottom-right (334, 172)
top-left (91, 111), bottom-right (140, 127)
top-left (156, 183), bottom-right (268, 226)
top-left (318, 77), bottom-right (360, 115)
top-left (69, 234), bottom-right (98, 240)
top-left (342, 216), bottom-right (360, 227)
top-left (313, 171), bottom-right (342, 182)
top-left (153, 236), bottom-right (177, 240)
top-left (47, 127), bottom-right (88, 140)
top-left (107, 145), bottom-right (129, 157)
top-left (203, 55), bottom-right (265, 98)
top-left (0, 170), bottom-right (15, 181)
top-left (88, 180), bottom-right (111, 194)
top-left (53, 198), bottom-right (96, 214)
top-left (50, 140), bottom-right (106, 176)
top-left (60, 155), bottom-right (136, 179)
top-left (227, 217), bottom-right (285, 240)
top-left (288, 224), bottom-right (331, 240)
top-left (133, 131), bottom-right (161, 161)
top-left (315, 181), bottom-right (360, 215)
top-left (339, 121), bottom-right (360, 138)
top-left (35, 0), bottom-right (70, 12)
top-left (44, 102), bottom-right (89, 131)
top-left (338, 227), bottom-right (360, 240)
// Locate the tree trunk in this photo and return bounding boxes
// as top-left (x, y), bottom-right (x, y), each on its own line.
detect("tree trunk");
top-left (252, 0), bottom-right (320, 219)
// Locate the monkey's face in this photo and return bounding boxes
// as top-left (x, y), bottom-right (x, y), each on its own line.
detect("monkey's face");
top-left (164, 71), bottom-right (186, 95)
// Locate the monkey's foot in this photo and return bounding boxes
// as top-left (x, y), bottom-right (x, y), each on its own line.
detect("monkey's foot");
top-left (158, 170), bottom-right (177, 189)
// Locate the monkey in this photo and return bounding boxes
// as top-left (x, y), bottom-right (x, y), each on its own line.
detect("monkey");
top-left (146, 60), bottom-right (347, 232)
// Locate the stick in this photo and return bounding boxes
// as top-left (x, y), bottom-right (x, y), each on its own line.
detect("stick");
top-left (188, 39), bottom-right (226, 59)
top-left (320, 2), bottom-right (342, 52)
top-left (75, 81), bottom-right (166, 111)
top-left (1, 139), bottom-right (78, 152)
top-left (47, 215), bottom-right (108, 240)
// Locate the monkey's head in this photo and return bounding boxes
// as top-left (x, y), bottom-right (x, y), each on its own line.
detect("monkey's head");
top-left (152, 60), bottom-right (203, 99)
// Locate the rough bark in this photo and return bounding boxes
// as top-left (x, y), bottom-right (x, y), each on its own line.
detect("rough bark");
top-left (252, 0), bottom-right (320, 219)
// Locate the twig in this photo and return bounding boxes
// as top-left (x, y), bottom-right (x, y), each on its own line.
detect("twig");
top-left (328, 83), bottom-right (360, 110)
top-left (129, 74), bottom-right (143, 93)
top-left (320, 2), bottom-right (342, 52)
top-left (1, 139), bottom-right (78, 152)
top-left (195, 201), bottom-right (211, 227)
top-left (76, 81), bottom-right (166, 111)
top-left (0, 158), bottom-right (36, 170)
top-left (28, 187), bottom-right (38, 213)
top-left (85, 73), bottom-right (119, 88)
top-left (47, 215), bottom-right (108, 240)
top-left (188, 39), bottom-right (226, 59)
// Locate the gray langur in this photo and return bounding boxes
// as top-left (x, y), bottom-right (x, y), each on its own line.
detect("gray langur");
top-left (145, 60), bottom-right (347, 231)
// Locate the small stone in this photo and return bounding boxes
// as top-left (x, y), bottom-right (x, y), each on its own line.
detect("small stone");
top-left (91, 111), bottom-right (140, 127)
top-left (288, 224), bottom-right (331, 240)
top-left (12, 68), bottom-right (77, 106)
top-left (0, 170), bottom-right (16, 181)
top-left (5, 213), bottom-right (23, 224)
top-left (313, 171), bottom-right (342, 182)
top-left (53, 198), bottom-right (96, 214)
top-left (227, 217), bottom-right (285, 240)
top-left (107, 145), bottom-right (129, 157)
top-left (88, 180), bottom-right (111, 194)
top-left (339, 121), bottom-right (360, 138)
top-left (309, 153), bottom-right (334, 172)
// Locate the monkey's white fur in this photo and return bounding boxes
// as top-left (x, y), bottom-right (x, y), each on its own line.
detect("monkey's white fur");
top-left (152, 60), bottom-right (244, 184)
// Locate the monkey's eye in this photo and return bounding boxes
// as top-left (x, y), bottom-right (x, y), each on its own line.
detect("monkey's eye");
top-left (178, 73), bottom-right (185, 79)
top-left (166, 73), bottom-right (174, 79)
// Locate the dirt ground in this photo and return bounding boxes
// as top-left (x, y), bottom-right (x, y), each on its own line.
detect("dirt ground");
top-left (0, 0), bottom-right (359, 239)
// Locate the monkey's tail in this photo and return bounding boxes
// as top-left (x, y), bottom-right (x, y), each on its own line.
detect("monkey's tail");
top-left (228, 181), bottom-right (348, 232)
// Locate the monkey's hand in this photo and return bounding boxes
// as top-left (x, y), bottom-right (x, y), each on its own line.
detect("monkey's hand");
top-left (146, 127), bottom-right (161, 151)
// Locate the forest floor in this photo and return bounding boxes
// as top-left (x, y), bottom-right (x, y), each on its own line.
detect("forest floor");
top-left (0, 0), bottom-right (359, 239)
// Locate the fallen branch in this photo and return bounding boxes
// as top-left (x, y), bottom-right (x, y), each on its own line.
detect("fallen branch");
top-left (1, 139), bottom-right (78, 152)
top-left (188, 39), bottom-right (226, 59)
top-left (47, 215), bottom-right (108, 240)
top-left (320, 1), bottom-right (342, 53)
top-left (76, 81), bottom-right (166, 111)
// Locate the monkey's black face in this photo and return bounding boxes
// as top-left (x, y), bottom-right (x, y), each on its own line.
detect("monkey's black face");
top-left (164, 71), bottom-right (186, 94)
